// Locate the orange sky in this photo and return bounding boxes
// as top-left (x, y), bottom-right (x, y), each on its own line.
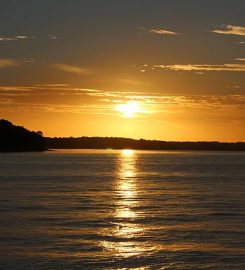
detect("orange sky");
top-left (0, 1), bottom-right (244, 141)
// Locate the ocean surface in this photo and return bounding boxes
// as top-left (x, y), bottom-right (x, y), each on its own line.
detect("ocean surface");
top-left (0, 149), bottom-right (245, 270)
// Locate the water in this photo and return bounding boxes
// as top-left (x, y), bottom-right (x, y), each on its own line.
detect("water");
top-left (0, 149), bottom-right (245, 270)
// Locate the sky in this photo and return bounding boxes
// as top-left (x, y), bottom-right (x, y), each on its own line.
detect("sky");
top-left (0, 0), bottom-right (244, 141)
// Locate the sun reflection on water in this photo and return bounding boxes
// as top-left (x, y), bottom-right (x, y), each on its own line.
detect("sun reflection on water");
top-left (121, 149), bottom-right (135, 156)
top-left (116, 149), bottom-right (137, 217)
top-left (100, 149), bottom-right (150, 257)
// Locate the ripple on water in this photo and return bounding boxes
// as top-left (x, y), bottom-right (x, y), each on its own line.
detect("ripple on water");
top-left (0, 150), bottom-right (245, 269)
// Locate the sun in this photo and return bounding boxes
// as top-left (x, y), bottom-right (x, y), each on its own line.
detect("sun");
top-left (115, 101), bottom-right (143, 118)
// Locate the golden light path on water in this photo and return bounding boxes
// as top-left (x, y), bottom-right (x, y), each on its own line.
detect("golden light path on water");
top-left (101, 149), bottom-right (155, 258)
top-left (116, 149), bottom-right (138, 220)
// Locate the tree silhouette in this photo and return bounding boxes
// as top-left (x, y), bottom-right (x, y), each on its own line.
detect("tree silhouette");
top-left (45, 136), bottom-right (245, 151)
top-left (0, 119), bottom-right (46, 152)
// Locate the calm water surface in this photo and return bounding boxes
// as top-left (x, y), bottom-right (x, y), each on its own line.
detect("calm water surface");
top-left (0, 150), bottom-right (245, 269)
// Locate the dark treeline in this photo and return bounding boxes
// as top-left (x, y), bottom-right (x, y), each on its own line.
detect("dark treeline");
top-left (0, 119), bottom-right (46, 152)
top-left (1, 119), bottom-right (244, 152)
top-left (46, 137), bottom-right (245, 151)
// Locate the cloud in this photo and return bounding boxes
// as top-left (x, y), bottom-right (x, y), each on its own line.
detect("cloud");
top-left (47, 34), bottom-right (57, 40)
top-left (139, 27), bottom-right (179, 35)
top-left (0, 35), bottom-right (35, 41)
top-left (211, 25), bottom-right (245, 36)
top-left (153, 63), bottom-right (245, 72)
top-left (0, 34), bottom-right (57, 41)
top-left (0, 59), bottom-right (18, 69)
top-left (235, 58), bottom-right (245, 61)
top-left (0, 84), bottom-right (244, 118)
top-left (53, 64), bottom-right (92, 75)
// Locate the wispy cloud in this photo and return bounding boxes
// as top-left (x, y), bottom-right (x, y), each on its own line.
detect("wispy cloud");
top-left (0, 35), bottom-right (35, 41)
top-left (211, 25), bottom-right (245, 36)
top-left (139, 27), bottom-right (179, 35)
top-left (0, 84), bottom-right (244, 117)
top-left (47, 34), bottom-right (57, 40)
top-left (0, 59), bottom-right (18, 69)
top-left (153, 63), bottom-right (245, 72)
top-left (235, 58), bottom-right (245, 61)
top-left (53, 64), bottom-right (92, 75)
top-left (0, 34), bottom-right (57, 41)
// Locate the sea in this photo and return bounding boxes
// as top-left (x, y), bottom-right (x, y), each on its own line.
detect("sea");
top-left (0, 149), bottom-right (245, 270)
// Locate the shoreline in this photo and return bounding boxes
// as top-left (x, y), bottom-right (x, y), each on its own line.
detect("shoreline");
top-left (45, 137), bottom-right (245, 152)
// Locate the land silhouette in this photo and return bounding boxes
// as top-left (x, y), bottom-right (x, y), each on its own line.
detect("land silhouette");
top-left (0, 120), bottom-right (245, 152)
top-left (0, 119), bottom-right (46, 152)
top-left (46, 136), bottom-right (245, 151)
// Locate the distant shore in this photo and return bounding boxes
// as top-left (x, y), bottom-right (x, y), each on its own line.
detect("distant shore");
top-left (45, 137), bottom-right (245, 152)
top-left (1, 119), bottom-right (244, 152)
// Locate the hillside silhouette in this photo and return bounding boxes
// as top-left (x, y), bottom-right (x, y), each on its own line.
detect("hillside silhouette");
top-left (0, 119), bottom-right (46, 152)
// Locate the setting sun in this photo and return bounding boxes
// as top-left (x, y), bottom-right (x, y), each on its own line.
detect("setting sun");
top-left (115, 101), bottom-right (143, 118)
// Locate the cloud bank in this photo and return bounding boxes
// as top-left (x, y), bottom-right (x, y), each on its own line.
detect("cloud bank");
top-left (0, 84), bottom-right (244, 115)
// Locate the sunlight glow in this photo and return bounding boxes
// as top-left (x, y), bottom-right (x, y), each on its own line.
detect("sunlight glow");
top-left (115, 101), bottom-right (144, 118)
top-left (121, 149), bottom-right (135, 156)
